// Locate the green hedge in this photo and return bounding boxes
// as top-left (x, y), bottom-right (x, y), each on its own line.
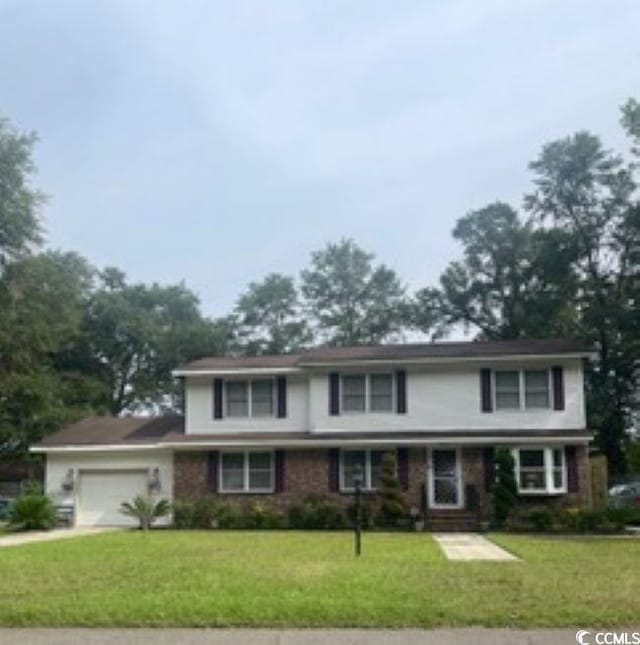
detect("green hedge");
top-left (505, 506), bottom-right (640, 533)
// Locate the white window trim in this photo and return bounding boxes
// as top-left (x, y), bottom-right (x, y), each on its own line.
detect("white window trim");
top-left (339, 449), bottom-right (387, 492)
top-left (512, 446), bottom-right (567, 495)
top-left (219, 450), bottom-right (275, 494)
top-left (224, 378), bottom-right (276, 419)
top-left (340, 373), bottom-right (395, 415)
top-left (493, 368), bottom-right (553, 412)
top-left (428, 446), bottom-right (463, 509)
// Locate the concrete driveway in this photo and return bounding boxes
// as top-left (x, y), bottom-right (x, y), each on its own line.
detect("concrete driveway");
top-left (0, 527), bottom-right (118, 548)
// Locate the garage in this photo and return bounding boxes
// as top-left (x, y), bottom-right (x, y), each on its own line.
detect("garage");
top-left (77, 470), bottom-right (149, 526)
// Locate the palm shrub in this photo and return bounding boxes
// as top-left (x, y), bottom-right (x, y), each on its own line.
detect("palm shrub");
top-left (9, 488), bottom-right (56, 531)
top-left (494, 449), bottom-right (518, 527)
top-left (376, 451), bottom-right (409, 528)
top-left (120, 496), bottom-right (171, 530)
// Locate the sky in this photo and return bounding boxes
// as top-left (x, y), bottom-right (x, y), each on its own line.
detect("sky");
top-left (0, 0), bottom-right (638, 319)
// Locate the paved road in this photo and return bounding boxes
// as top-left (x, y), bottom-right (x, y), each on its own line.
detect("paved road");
top-left (0, 628), bottom-right (636, 645)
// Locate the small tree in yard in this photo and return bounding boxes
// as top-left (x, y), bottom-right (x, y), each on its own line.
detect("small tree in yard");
top-left (376, 451), bottom-right (409, 528)
top-left (120, 496), bottom-right (171, 531)
top-left (494, 449), bottom-right (518, 527)
top-left (9, 484), bottom-right (56, 531)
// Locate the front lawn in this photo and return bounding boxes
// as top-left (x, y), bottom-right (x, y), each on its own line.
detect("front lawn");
top-left (0, 531), bottom-right (637, 627)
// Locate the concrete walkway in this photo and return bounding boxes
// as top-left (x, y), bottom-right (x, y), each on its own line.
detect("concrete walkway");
top-left (433, 533), bottom-right (518, 561)
top-left (0, 628), bottom-right (629, 645)
top-left (0, 527), bottom-right (118, 548)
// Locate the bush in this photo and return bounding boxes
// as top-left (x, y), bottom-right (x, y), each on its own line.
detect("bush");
top-left (172, 500), bottom-right (196, 529)
top-left (120, 496), bottom-right (171, 530)
top-left (9, 491), bottom-right (56, 531)
top-left (494, 449), bottom-right (518, 528)
top-left (528, 509), bottom-right (553, 532)
top-left (504, 506), bottom-right (635, 534)
top-left (376, 451), bottom-right (409, 528)
top-left (288, 495), bottom-right (346, 530)
top-left (243, 502), bottom-right (285, 529)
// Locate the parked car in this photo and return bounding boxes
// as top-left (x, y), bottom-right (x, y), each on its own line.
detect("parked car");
top-left (0, 497), bottom-right (14, 521)
top-left (608, 482), bottom-right (640, 509)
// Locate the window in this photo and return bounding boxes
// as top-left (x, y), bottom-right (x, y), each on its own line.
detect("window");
top-left (220, 451), bottom-right (273, 492)
top-left (340, 449), bottom-right (385, 491)
top-left (513, 447), bottom-right (566, 494)
top-left (494, 369), bottom-right (551, 411)
top-left (341, 373), bottom-right (394, 413)
top-left (225, 380), bottom-right (274, 418)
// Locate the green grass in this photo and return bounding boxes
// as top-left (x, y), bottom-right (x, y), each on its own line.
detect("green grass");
top-left (0, 530), bottom-right (637, 627)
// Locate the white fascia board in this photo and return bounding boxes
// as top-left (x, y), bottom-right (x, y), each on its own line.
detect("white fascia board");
top-left (172, 367), bottom-right (302, 377)
top-left (298, 353), bottom-right (593, 368)
top-left (30, 444), bottom-right (165, 454)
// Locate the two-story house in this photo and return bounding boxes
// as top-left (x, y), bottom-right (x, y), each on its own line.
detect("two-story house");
top-left (32, 339), bottom-right (593, 528)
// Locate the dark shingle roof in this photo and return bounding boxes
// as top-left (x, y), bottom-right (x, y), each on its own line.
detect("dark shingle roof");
top-left (176, 339), bottom-right (591, 371)
top-left (36, 416), bottom-right (183, 447)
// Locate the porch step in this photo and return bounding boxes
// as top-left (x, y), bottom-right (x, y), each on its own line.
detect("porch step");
top-left (426, 513), bottom-right (479, 532)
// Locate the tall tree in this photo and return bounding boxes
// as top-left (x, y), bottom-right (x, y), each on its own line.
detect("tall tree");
top-left (413, 203), bottom-right (578, 340)
top-left (301, 239), bottom-right (407, 345)
top-left (0, 117), bottom-right (43, 267)
top-left (234, 273), bottom-right (312, 355)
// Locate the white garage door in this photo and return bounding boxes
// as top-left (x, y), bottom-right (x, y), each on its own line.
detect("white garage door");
top-left (77, 470), bottom-right (148, 526)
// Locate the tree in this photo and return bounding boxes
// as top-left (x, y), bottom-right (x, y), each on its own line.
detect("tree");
top-left (234, 273), bottom-right (312, 355)
top-left (81, 271), bottom-right (225, 415)
top-left (301, 239), bottom-right (408, 345)
top-left (119, 496), bottom-right (171, 531)
top-left (0, 117), bottom-right (43, 267)
top-left (376, 451), bottom-right (409, 527)
top-left (413, 203), bottom-right (578, 340)
top-left (0, 251), bottom-right (96, 456)
top-left (494, 449), bottom-right (518, 527)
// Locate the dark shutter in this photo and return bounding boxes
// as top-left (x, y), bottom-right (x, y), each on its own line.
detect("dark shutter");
top-left (397, 447), bottom-right (409, 491)
top-left (566, 446), bottom-right (578, 493)
top-left (483, 447), bottom-right (495, 492)
top-left (480, 368), bottom-right (493, 412)
top-left (208, 451), bottom-right (219, 493)
top-left (213, 378), bottom-right (224, 419)
top-left (396, 370), bottom-right (407, 414)
top-left (328, 448), bottom-right (340, 492)
top-left (329, 373), bottom-right (340, 416)
top-left (274, 450), bottom-right (286, 493)
top-left (276, 376), bottom-right (287, 418)
top-left (552, 366), bottom-right (565, 411)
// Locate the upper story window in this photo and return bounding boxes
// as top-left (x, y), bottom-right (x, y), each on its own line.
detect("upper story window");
top-left (225, 379), bottom-right (274, 418)
top-left (341, 373), bottom-right (393, 414)
top-left (513, 447), bottom-right (566, 494)
top-left (495, 369), bottom-right (551, 411)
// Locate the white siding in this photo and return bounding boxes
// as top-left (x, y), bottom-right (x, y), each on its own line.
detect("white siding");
top-left (185, 375), bottom-right (309, 434)
top-left (45, 450), bottom-right (173, 526)
top-left (309, 359), bottom-right (585, 432)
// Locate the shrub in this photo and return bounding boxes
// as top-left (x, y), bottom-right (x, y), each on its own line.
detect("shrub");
top-left (288, 495), bottom-right (346, 530)
top-left (192, 497), bottom-right (219, 529)
top-left (9, 491), bottom-right (56, 531)
top-left (172, 500), bottom-right (196, 529)
top-left (528, 509), bottom-right (553, 532)
top-left (242, 502), bottom-right (285, 529)
top-left (494, 449), bottom-right (518, 527)
top-left (376, 451), bottom-right (409, 528)
top-left (120, 496), bottom-right (171, 531)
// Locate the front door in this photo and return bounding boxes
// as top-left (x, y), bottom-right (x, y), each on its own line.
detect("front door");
top-left (429, 448), bottom-right (462, 509)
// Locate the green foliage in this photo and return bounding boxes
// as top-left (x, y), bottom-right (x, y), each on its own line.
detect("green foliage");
top-left (119, 496), bottom-right (171, 531)
top-left (494, 449), bottom-right (518, 527)
top-left (288, 495), bottom-right (346, 530)
top-left (376, 452), bottom-right (409, 528)
top-left (301, 238), bottom-right (408, 345)
top-left (234, 273), bottom-right (312, 355)
top-left (9, 489), bottom-right (56, 531)
top-left (0, 117), bottom-right (43, 266)
top-left (505, 506), bottom-right (639, 533)
top-left (627, 441), bottom-right (640, 475)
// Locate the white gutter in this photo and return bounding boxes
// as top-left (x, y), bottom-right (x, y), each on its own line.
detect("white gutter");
top-left (172, 367), bottom-right (302, 377)
top-left (32, 434), bottom-right (593, 453)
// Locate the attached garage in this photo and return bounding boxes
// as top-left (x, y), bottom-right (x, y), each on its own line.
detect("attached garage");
top-left (77, 470), bottom-right (149, 526)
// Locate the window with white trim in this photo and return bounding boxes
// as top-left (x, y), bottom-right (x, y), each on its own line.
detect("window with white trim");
top-left (220, 451), bottom-right (274, 493)
top-left (341, 374), bottom-right (393, 413)
top-left (495, 369), bottom-right (551, 411)
top-left (340, 449), bottom-right (385, 491)
top-left (225, 379), bottom-right (274, 418)
top-left (512, 447), bottom-right (566, 494)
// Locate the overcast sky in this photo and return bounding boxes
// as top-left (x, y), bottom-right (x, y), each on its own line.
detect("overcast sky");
top-left (1, 0), bottom-right (638, 318)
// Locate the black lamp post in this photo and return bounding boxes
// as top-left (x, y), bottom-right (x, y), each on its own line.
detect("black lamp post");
top-left (353, 462), bottom-right (364, 556)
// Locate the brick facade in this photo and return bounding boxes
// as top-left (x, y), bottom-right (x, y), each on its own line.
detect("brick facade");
top-left (172, 445), bottom-right (590, 519)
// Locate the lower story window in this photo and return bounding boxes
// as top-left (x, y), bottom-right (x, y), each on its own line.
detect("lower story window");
top-left (340, 449), bottom-right (384, 491)
top-left (220, 451), bottom-right (273, 493)
top-left (513, 447), bottom-right (566, 494)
